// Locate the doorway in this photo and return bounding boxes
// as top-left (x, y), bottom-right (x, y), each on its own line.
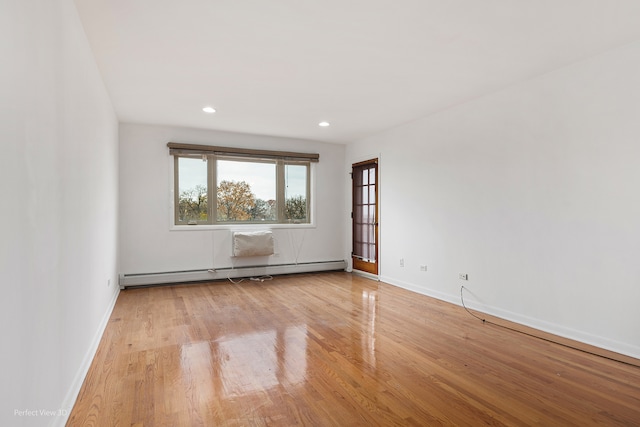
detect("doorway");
top-left (352, 159), bottom-right (378, 275)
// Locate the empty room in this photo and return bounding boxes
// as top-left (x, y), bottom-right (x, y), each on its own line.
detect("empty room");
top-left (2, 1), bottom-right (640, 426)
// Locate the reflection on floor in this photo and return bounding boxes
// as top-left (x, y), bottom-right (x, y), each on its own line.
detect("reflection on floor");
top-left (68, 272), bottom-right (640, 426)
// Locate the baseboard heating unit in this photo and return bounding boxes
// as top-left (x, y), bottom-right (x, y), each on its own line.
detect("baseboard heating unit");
top-left (119, 260), bottom-right (347, 288)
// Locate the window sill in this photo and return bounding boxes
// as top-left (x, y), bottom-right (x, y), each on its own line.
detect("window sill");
top-left (170, 222), bottom-right (316, 231)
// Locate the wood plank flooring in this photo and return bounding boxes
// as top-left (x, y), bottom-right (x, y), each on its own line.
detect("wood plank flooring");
top-left (68, 272), bottom-right (640, 426)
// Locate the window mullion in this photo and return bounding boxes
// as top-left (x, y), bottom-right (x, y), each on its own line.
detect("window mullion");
top-left (174, 156), bottom-right (180, 225)
top-left (305, 162), bottom-right (311, 221)
top-left (209, 155), bottom-right (216, 224)
top-left (276, 159), bottom-right (285, 222)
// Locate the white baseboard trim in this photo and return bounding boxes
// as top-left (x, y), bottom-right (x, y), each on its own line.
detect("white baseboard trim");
top-left (463, 298), bottom-right (640, 361)
top-left (379, 275), bottom-right (460, 306)
top-left (352, 270), bottom-right (380, 281)
top-left (379, 275), bottom-right (640, 361)
top-left (120, 260), bottom-right (347, 288)
top-left (53, 287), bottom-right (120, 427)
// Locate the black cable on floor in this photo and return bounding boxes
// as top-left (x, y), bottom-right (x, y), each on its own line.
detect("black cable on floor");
top-left (460, 285), bottom-right (638, 368)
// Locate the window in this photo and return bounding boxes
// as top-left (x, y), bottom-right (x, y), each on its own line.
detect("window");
top-left (170, 143), bottom-right (316, 226)
top-left (176, 156), bottom-right (210, 224)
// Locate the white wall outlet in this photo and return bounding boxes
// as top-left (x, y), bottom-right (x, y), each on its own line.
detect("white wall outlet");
top-left (107, 278), bottom-right (111, 287)
top-left (420, 265), bottom-right (427, 271)
top-left (400, 258), bottom-right (404, 267)
top-left (458, 273), bottom-right (468, 280)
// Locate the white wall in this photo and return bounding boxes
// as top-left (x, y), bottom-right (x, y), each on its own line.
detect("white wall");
top-left (0, 1), bottom-right (119, 426)
top-left (346, 42), bottom-right (640, 358)
top-left (119, 123), bottom-right (345, 275)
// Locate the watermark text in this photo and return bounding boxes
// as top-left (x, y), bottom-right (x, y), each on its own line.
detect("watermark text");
top-left (14, 408), bottom-right (69, 417)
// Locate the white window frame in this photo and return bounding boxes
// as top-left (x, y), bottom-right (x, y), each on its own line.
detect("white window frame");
top-left (169, 153), bottom-right (315, 230)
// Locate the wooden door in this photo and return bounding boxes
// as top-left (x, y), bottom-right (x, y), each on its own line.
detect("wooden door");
top-left (352, 159), bottom-right (378, 275)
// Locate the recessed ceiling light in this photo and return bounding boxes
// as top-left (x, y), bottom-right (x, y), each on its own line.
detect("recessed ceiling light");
top-left (318, 121), bottom-right (330, 127)
top-left (202, 106), bottom-right (216, 113)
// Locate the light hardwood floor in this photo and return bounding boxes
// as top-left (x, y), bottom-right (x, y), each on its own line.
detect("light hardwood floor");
top-left (68, 272), bottom-right (640, 426)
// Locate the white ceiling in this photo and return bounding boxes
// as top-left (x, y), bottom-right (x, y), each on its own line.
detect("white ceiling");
top-left (74, 0), bottom-right (640, 144)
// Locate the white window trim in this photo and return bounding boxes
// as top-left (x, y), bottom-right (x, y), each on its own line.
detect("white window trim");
top-left (168, 155), bottom-right (317, 231)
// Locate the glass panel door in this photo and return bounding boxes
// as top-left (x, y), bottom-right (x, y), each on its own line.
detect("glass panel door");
top-left (352, 159), bottom-right (378, 275)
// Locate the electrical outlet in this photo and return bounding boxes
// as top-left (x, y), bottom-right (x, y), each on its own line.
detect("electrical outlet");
top-left (420, 265), bottom-right (427, 271)
top-left (400, 258), bottom-right (404, 267)
top-left (107, 278), bottom-right (111, 287)
top-left (458, 273), bottom-right (468, 280)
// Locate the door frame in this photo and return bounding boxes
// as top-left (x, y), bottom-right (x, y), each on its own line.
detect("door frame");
top-left (351, 158), bottom-right (379, 275)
